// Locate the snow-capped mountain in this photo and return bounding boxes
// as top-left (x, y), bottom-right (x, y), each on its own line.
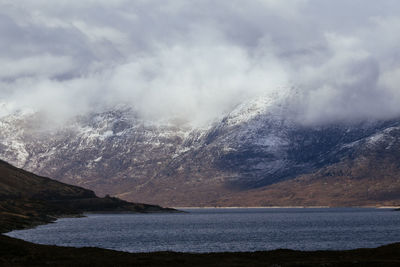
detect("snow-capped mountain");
top-left (1, 95), bottom-right (400, 206)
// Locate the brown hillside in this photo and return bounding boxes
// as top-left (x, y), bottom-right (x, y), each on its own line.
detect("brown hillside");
top-left (0, 160), bottom-right (177, 233)
top-left (217, 156), bottom-right (400, 207)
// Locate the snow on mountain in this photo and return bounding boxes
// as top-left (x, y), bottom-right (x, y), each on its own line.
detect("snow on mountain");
top-left (0, 93), bottom-right (399, 206)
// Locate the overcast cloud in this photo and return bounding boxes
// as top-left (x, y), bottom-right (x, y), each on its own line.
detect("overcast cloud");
top-left (0, 0), bottom-right (400, 126)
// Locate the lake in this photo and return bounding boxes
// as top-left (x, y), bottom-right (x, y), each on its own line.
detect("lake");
top-left (5, 208), bottom-right (400, 253)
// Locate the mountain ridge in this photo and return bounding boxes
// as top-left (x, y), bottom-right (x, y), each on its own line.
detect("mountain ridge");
top-left (1, 96), bottom-right (399, 207)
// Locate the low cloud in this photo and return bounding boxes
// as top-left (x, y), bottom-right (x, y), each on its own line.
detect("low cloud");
top-left (1, 0), bottom-right (400, 126)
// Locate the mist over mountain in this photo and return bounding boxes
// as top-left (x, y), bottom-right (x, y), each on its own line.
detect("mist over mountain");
top-left (1, 0), bottom-right (400, 127)
top-left (1, 95), bottom-right (400, 206)
top-left (1, 1), bottom-right (400, 206)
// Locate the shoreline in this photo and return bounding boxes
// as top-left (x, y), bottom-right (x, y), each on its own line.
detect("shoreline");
top-left (4, 207), bottom-right (399, 252)
top-left (2, 208), bottom-right (400, 266)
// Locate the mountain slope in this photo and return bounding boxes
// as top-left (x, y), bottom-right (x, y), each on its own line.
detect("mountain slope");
top-left (0, 96), bottom-right (400, 206)
top-left (216, 125), bottom-right (400, 206)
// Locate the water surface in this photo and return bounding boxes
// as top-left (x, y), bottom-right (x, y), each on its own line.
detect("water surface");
top-left (6, 208), bottom-right (400, 252)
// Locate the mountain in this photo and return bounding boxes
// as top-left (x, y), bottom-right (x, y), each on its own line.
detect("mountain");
top-left (0, 159), bottom-right (177, 233)
top-left (1, 95), bottom-right (400, 207)
top-left (216, 125), bottom-right (400, 206)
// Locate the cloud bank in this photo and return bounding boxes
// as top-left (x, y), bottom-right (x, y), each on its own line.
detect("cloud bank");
top-left (1, 0), bottom-right (400, 126)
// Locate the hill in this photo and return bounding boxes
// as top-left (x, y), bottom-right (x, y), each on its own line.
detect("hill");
top-left (0, 160), bottom-right (177, 233)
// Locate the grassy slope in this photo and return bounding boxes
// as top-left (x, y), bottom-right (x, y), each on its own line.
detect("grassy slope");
top-left (0, 159), bottom-right (96, 200)
top-left (0, 160), bottom-right (176, 233)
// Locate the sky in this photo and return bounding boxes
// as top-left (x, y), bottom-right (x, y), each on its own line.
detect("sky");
top-left (0, 0), bottom-right (400, 126)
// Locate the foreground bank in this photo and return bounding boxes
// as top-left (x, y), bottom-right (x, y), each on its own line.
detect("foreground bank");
top-left (1, 234), bottom-right (400, 267)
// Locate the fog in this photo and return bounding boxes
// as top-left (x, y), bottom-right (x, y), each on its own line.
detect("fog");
top-left (1, 0), bottom-right (400, 126)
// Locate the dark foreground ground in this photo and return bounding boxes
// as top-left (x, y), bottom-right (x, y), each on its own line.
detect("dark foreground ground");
top-left (1, 234), bottom-right (400, 267)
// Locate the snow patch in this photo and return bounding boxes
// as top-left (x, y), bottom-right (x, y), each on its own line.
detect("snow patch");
top-left (367, 133), bottom-right (385, 144)
top-left (224, 88), bottom-right (293, 127)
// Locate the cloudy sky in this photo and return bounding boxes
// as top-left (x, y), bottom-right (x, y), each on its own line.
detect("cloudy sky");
top-left (1, 0), bottom-right (400, 126)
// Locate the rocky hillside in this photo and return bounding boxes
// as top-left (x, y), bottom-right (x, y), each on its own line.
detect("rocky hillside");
top-left (0, 95), bottom-right (400, 207)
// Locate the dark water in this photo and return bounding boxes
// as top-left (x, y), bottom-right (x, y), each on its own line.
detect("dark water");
top-left (6, 208), bottom-right (400, 252)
